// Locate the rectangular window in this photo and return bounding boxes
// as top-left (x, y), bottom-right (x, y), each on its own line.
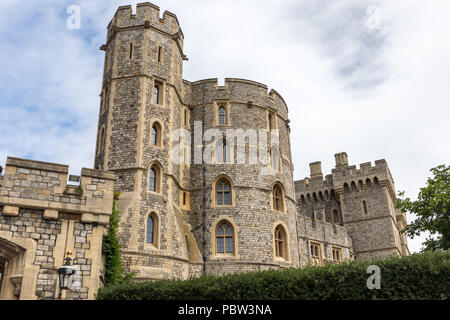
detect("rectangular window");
top-left (310, 242), bottom-right (322, 266)
top-left (129, 42), bottom-right (133, 59)
top-left (226, 238), bottom-right (233, 253)
top-left (224, 192), bottom-right (231, 205)
top-left (332, 247), bottom-right (343, 263)
top-left (217, 238), bottom-right (224, 253)
top-left (267, 110), bottom-right (277, 131)
top-left (362, 200), bottom-right (368, 214)
top-left (157, 46), bottom-right (162, 62)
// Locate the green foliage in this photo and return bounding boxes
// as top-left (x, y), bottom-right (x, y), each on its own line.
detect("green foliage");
top-left (396, 164), bottom-right (450, 251)
top-left (97, 250), bottom-right (450, 300)
top-left (102, 191), bottom-right (133, 285)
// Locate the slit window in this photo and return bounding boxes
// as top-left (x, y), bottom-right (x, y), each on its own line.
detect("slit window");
top-left (362, 200), bottom-right (368, 214)
top-left (157, 46), bottom-right (162, 62)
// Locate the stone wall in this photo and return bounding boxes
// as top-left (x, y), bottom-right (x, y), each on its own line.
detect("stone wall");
top-left (295, 153), bottom-right (409, 262)
top-left (0, 157), bottom-right (115, 300)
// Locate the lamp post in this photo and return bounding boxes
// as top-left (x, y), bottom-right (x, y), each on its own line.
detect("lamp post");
top-left (57, 251), bottom-right (76, 299)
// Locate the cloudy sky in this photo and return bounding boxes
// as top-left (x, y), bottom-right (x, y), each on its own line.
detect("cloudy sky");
top-left (1, 1), bottom-right (449, 253)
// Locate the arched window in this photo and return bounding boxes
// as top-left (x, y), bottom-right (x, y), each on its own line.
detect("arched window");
top-left (148, 165), bottom-right (161, 192)
top-left (274, 225), bottom-right (287, 259)
top-left (319, 191), bottom-right (324, 201)
top-left (313, 192), bottom-right (318, 202)
top-left (300, 195), bottom-right (306, 205)
top-left (216, 179), bottom-right (231, 206)
top-left (216, 221), bottom-right (233, 254)
top-left (374, 177), bottom-right (379, 185)
top-left (351, 181), bottom-right (356, 191)
top-left (366, 178), bottom-right (371, 187)
top-left (344, 183), bottom-right (349, 192)
top-left (218, 106), bottom-right (226, 125)
top-left (307, 194), bottom-right (311, 203)
top-left (362, 200), bottom-right (368, 214)
top-left (358, 180), bottom-right (364, 190)
top-left (153, 84), bottom-right (160, 104)
top-left (151, 122), bottom-right (161, 146)
top-left (146, 215), bottom-right (154, 244)
top-left (325, 190), bottom-right (329, 200)
top-left (273, 184), bottom-right (284, 212)
top-left (151, 125), bottom-right (157, 145)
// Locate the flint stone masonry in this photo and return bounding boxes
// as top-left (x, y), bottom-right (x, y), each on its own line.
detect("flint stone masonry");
top-left (92, 2), bottom-right (408, 284)
top-left (1, 2), bottom-right (409, 300)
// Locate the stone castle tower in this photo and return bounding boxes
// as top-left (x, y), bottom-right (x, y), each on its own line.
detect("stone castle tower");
top-left (0, 2), bottom-right (410, 300)
top-left (295, 152), bottom-right (409, 266)
top-left (93, 2), bottom-right (409, 281)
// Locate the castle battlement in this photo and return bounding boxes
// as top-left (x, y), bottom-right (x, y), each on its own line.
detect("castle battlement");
top-left (110, 3), bottom-right (182, 35)
top-left (187, 78), bottom-right (289, 117)
top-left (331, 157), bottom-right (396, 197)
top-left (294, 153), bottom-right (398, 203)
top-left (0, 157), bottom-right (115, 224)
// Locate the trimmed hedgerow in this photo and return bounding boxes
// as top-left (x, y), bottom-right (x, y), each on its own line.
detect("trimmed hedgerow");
top-left (97, 250), bottom-right (449, 300)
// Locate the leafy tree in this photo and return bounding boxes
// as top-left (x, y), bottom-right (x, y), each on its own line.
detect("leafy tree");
top-left (102, 190), bottom-right (133, 285)
top-left (396, 164), bottom-right (450, 251)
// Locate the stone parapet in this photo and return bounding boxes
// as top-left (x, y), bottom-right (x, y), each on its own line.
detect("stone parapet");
top-left (0, 157), bottom-right (115, 224)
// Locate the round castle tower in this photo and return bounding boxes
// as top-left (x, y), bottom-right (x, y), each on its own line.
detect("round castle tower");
top-left (95, 3), bottom-right (299, 280)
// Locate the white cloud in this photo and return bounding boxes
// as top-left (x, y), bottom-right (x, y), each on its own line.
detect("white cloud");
top-left (1, 0), bottom-right (449, 253)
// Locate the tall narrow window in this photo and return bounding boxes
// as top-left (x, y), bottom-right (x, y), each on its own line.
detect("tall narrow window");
top-left (216, 221), bottom-right (233, 254)
top-left (149, 168), bottom-right (156, 192)
top-left (221, 140), bottom-right (227, 163)
top-left (310, 242), bottom-right (321, 266)
top-left (129, 43), bottom-right (133, 59)
top-left (97, 127), bottom-right (106, 155)
top-left (362, 200), bottom-right (368, 214)
top-left (216, 179), bottom-right (231, 206)
top-left (157, 46), bottom-right (162, 62)
top-left (153, 84), bottom-right (160, 104)
top-left (275, 225), bottom-right (286, 259)
top-left (273, 184), bottom-right (284, 212)
top-left (151, 125), bottom-right (157, 146)
top-left (184, 109), bottom-right (187, 126)
top-left (218, 106), bottom-right (226, 125)
top-left (151, 122), bottom-right (161, 146)
top-left (268, 113), bottom-right (272, 131)
top-left (146, 215), bottom-right (154, 244)
top-left (333, 209), bottom-right (340, 224)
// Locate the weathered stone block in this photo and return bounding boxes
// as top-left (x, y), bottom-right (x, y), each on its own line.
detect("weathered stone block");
top-left (3, 205), bottom-right (19, 216)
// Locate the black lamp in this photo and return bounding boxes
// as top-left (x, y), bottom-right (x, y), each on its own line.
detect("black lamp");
top-left (57, 251), bottom-right (76, 298)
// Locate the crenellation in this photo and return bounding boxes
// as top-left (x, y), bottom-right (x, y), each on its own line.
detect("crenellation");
top-left (0, 2), bottom-right (409, 300)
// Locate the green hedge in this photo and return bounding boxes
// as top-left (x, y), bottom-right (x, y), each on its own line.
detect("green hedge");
top-left (97, 250), bottom-right (450, 300)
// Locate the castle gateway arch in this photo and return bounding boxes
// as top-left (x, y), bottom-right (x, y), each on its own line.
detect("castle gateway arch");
top-left (0, 232), bottom-right (39, 300)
